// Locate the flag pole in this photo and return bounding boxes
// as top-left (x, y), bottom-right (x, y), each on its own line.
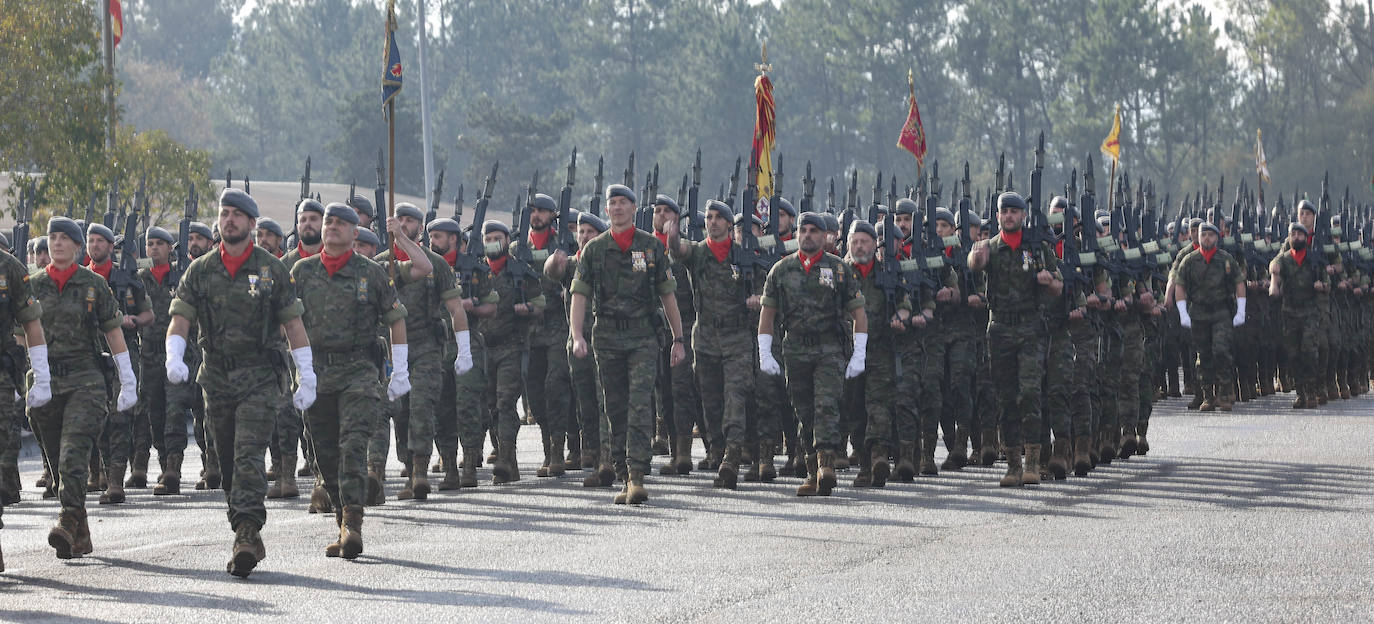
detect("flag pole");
top-left (1106, 159), bottom-right (1117, 215)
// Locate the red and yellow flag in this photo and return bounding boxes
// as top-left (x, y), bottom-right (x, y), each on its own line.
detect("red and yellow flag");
top-left (111, 0), bottom-right (123, 47)
top-left (896, 70), bottom-right (927, 168)
top-left (1101, 104), bottom-right (1122, 165)
top-left (752, 73), bottom-right (776, 214)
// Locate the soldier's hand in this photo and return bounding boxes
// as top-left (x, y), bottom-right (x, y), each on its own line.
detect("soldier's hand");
top-left (1036, 270), bottom-right (1053, 286)
top-left (1069, 308), bottom-right (1084, 321)
top-left (967, 294), bottom-right (984, 308)
top-left (1139, 292), bottom-right (1155, 308)
top-left (121, 314), bottom-right (137, 330)
top-left (454, 330), bottom-right (474, 375)
top-left (1114, 299), bottom-right (1127, 312)
top-left (27, 378), bottom-right (52, 409)
top-left (572, 335), bottom-right (589, 359)
top-left (936, 287), bottom-right (955, 302)
top-left (114, 351), bottom-right (138, 412)
top-left (890, 316), bottom-right (905, 331)
top-left (513, 303), bottom-right (530, 316)
top-left (387, 217), bottom-right (403, 239)
top-left (758, 335), bottom-right (781, 375)
top-left (387, 370), bottom-right (411, 401)
top-left (845, 333), bottom-right (867, 380)
top-left (670, 341), bottom-right (686, 367)
top-left (746, 295), bottom-right (762, 311)
top-left (1314, 280), bottom-right (1327, 292)
top-left (911, 312), bottom-right (928, 328)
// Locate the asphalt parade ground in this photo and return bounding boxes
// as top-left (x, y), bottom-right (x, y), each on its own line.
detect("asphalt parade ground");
top-left (1, 392), bottom-right (1372, 622)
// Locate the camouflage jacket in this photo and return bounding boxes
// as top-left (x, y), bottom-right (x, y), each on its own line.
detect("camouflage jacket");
top-left (375, 246), bottom-right (460, 354)
top-left (761, 251), bottom-right (864, 348)
top-left (481, 254), bottom-right (545, 350)
top-left (30, 264), bottom-right (120, 391)
top-left (679, 240), bottom-right (755, 357)
top-left (973, 232), bottom-right (1062, 320)
top-left (523, 234), bottom-right (570, 349)
top-left (570, 229), bottom-right (676, 346)
top-left (1175, 247), bottom-right (1242, 322)
top-left (292, 251), bottom-right (406, 393)
top-left (1271, 249), bottom-right (1327, 317)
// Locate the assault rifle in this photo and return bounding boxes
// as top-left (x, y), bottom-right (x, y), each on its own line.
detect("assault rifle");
top-left (426, 168), bottom-right (445, 228)
top-left (686, 149), bottom-right (703, 242)
top-left (168, 180), bottom-right (195, 289)
top-left (110, 177), bottom-right (148, 316)
top-left (589, 156), bottom-right (604, 218)
top-left (11, 183), bottom-right (30, 263)
top-left (556, 149), bottom-right (579, 254)
top-left (455, 163), bottom-right (498, 295)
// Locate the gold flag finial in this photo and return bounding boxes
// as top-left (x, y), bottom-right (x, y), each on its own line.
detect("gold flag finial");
top-left (755, 43), bottom-right (771, 75)
top-left (907, 69), bottom-right (915, 98)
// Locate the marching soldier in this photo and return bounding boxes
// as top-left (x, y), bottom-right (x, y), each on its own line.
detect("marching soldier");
top-left (0, 226), bottom-right (48, 571)
top-left (563, 213), bottom-right (609, 480)
top-left (1269, 223), bottom-right (1329, 408)
top-left (569, 184), bottom-right (687, 505)
top-left (424, 218), bottom-right (487, 489)
top-left (138, 226), bottom-right (202, 496)
top-left (968, 192), bottom-right (1063, 487)
top-left (166, 188), bottom-right (315, 577)
top-left (480, 220), bottom-right (545, 483)
top-left (757, 212), bottom-right (867, 497)
top-left (651, 195), bottom-right (704, 475)
top-left (256, 218), bottom-right (287, 258)
top-left (184, 221), bottom-right (218, 491)
top-left (522, 194), bottom-right (575, 477)
top-left (282, 199), bottom-right (325, 508)
top-left (1174, 222), bottom-right (1245, 412)
top-left (29, 217), bottom-right (138, 559)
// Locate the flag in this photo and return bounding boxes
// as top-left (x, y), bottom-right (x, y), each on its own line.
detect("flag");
top-left (1255, 129), bottom-right (1270, 183)
top-left (1100, 104), bottom-right (1122, 165)
top-left (751, 73), bottom-right (775, 220)
top-left (896, 71), bottom-right (927, 168)
top-left (381, 0), bottom-right (403, 112)
top-left (110, 0), bottom-right (123, 48)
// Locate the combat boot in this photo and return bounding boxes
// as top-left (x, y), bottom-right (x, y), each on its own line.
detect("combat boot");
top-left (1166, 366), bottom-right (1181, 397)
top-left (399, 456), bottom-right (431, 501)
top-left (919, 433), bottom-right (939, 476)
top-left (278, 453), bottom-right (299, 497)
top-left (548, 435), bottom-right (566, 477)
top-left (1072, 435), bottom-right (1092, 476)
top-left (652, 435), bottom-right (670, 456)
top-left (565, 432), bottom-right (582, 471)
top-left (1292, 391), bottom-right (1306, 409)
top-left (704, 444), bottom-right (723, 472)
top-left (795, 454), bottom-right (821, 496)
top-left (999, 445), bottom-right (1024, 487)
top-left (1118, 424), bottom-right (1138, 458)
top-left (894, 440), bottom-right (917, 482)
top-left (816, 450), bottom-right (838, 495)
top-left (1021, 444), bottom-right (1041, 486)
top-left (1136, 422), bottom-right (1150, 455)
top-left (154, 452), bottom-right (183, 496)
top-left (266, 455), bottom-right (280, 483)
top-left (460, 446), bottom-right (481, 488)
top-left (624, 470), bottom-right (648, 504)
top-left (298, 454), bottom-right (313, 477)
top-left (100, 462), bottom-right (127, 504)
top-left (536, 435), bottom-right (554, 478)
top-left (851, 449), bottom-right (873, 488)
top-left (1217, 392), bottom-right (1234, 412)
top-left (673, 436), bottom-right (693, 475)
top-left (493, 441), bottom-right (521, 484)
top-left (941, 428), bottom-right (969, 471)
top-left (198, 456), bottom-right (221, 491)
top-left (308, 479), bottom-right (333, 514)
top-left (365, 463), bottom-right (386, 506)
top-left (1187, 389), bottom-right (1205, 410)
top-left (87, 457), bottom-right (104, 491)
top-left (1097, 431), bottom-right (1116, 466)
top-left (870, 444), bottom-right (890, 488)
top-left (228, 521), bottom-right (266, 577)
top-left (438, 449), bottom-right (461, 490)
top-left (36, 466), bottom-right (51, 488)
top-left (1199, 385), bottom-right (1217, 412)
top-left (979, 428), bottom-right (1000, 466)
top-left (714, 444), bottom-right (741, 490)
top-left (486, 431), bottom-right (498, 465)
top-left (580, 444), bottom-right (597, 470)
top-left (127, 449), bottom-right (150, 488)
top-left (1048, 438), bottom-right (1069, 480)
top-left (399, 451), bottom-right (411, 479)
top-left (339, 506), bottom-right (365, 559)
top-left (48, 510), bottom-right (81, 559)
top-left (757, 442), bottom-right (777, 483)
top-left (743, 444), bottom-right (762, 483)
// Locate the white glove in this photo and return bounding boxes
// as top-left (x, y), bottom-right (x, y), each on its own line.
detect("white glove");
top-left (27, 344), bottom-right (52, 408)
top-left (758, 334), bottom-right (781, 376)
top-left (387, 343), bottom-right (411, 401)
top-left (115, 351), bottom-right (138, 412)
top-left (1178, 301), bottom-right (1192, 329)
top-left (165, 334), bottom-right (189, 384)
top-left (291, 347), bottom-right (317, 410)
top-left (1232, 298), bottom-right (1246, 327)
top-left (454, 330), bottom-right (473, 375)
top-left (845, 332), bottom-right (868, 379)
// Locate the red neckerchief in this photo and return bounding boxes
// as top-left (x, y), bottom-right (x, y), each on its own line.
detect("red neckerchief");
top-left (273, 249), bottom-right (284, 259)
top-left (444, 248), bottom-right (458, 267)
top-left (320, 248), bottom-right (353, 277)
top-left (799, 250), bottom-right (823, 273)
top-left (88, 258), bottom-right (113, 281)
top-left (780, 232), bottom-right (794, 242)
top-left (1055, 240), bottom-right (1065, 259)
top-left (945, 246), bottom-right (955, 258)
top-left (706, 237), bottom-right (732, 263)
top-left (900, 241), bottom-right (913, 259)
top-left (391, 244), bottom-right (411, 262)
top-left (1191, 243), bottom-right (1200, 251)
top-left (487, 254), bottom-right (508, 277)
top-left (151, 262), bottom-right (171, 285)
top-left (611, 227), bottom-right (635, 253)
top-left (1002, 229), bottom-right (1023, 252)
top-left (1292, 248), bottom-right (1307, 267)
top-left (855, 259), bottom-right (875, 279)
top-left (654, 231), bottom-right (670, 249)
top-left (298, 242), bottom-right (319, 259)
top-left (1199, 246), bottom-right (1218, 264)
top-left (530, 229), bottom-right (552, 250)
top-left (220, 243), bottom-right (254, 279)
top-left (46, 262), bottom-right (79, 292)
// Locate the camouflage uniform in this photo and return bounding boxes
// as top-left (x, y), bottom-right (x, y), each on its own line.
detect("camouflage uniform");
top-left (562, 256), bottom-right (602, 462)
top-left (569, 229), bottom-right (676, 478)
top-left (171, 245), bottom-right (302, 532)
top-left (1271, 250), bottom-right (1326, 400)
top-left (279, 249), bottom-right (314, 472)
top-left (680, 241), bottom-right (755, 469)
top-left (525, 241), bottom-right (575, 472)
top-left (28, 266), bottom-right (119, 517)
top-left (482, 255), bottom-right (544, 476)
top-left (0, 252), bottom-right (41, 530)
top-left (917, 261), bottom-right (960, 471)
top-left (1175, 248), bottom-right (1243, 405)
top-left (138, 264), bottom-right (202, 476)
top-left (447, 261), bottom-right (496, 471)
top-left (656, 241), bottom-right (703, 464)
top-left (292, 252), bottom-right (405, 510)
top-left (842, 258), bottom-right (911, 484)
top-left (96, 268), bottom-right (151, 485)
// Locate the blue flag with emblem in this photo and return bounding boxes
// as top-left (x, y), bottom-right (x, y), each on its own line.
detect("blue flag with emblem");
top-left (381, 0), bottom-right (402, 113)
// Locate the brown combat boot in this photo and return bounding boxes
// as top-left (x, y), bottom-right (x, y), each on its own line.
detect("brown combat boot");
top-left (795, 454), bottom-right (821, 496)
top-left (536, 435), bottom-right (554, 478)
top-left (894, 440), bottom-right (917, 482)
top-left (941, 428), bottom-right (969, 471)
top-left (612, 469), bottom-right (631, 504)
top-left (1097, 431), bottom-right (1116, 465)
top-left (459, 447), bottom-right (481, 488)
top-left (228, 521), bottom-right (266, 577)
top-left (743, 442), bottom-right (762, 483)
top-left (277, 454), bottom-right (300, 498)
top-left (325, 509), bottom-right (345, 557)
top-left (1073, 435), bottom-right (1093, 476)
top-left (870, 444), bottom-right (890, 488)
top-left (340, 506), bottom-right (364, 559)
top-left (1216, 392), bottom-right (1234, 412)
top-left (1048, 438), bottom-right (1069, 480)
top-left (581, 449), bottom-right (605, 488)
top-left (979, 428), bottom-right (1000, 465)
top-left (1136, 422), bottom-right (1150, 455)
top-left (1021, 444), bottom-right (1041, 485)
top-left (127, 449), bottom-right (150, 488)
top-left (580, 444), bottom-right (597, 470)
top-left (73, 509), bottom-right (93, 554)
top-left (1118, 424), bottom-right (1138, 458)
top-left (817, 450), bottom-right (838, 495)
top-left (1292, 391), bottom-right (1307, 410)
top-left (492, 441), bottom-right (520, 484)
top-left (626, 471), bottom-right (649, 504)
top-left (438, 449), bottom-right (461, 490)
top-left (308, 479), bottom-right (333, 514)
top-left (1187, 390), bottom-right (1205, 410)
top-left (548, 436), bottom-right (567, 477)
top-left (672, 436), bottom-right (693, 475)
top-left (919, 433), bottom-right (939, 476)
top-left (100, 462), bottom-right (127, 504)
top-left (757, 442), bottom-right (777, 483)
top-left (1199, 385), bottom-right (1217, 412)
top-left (198, 453), bottom-right (221, 490)
top-left (714, 444), bottom-right (741, 490)
top-left (365, 463), bottom-right (386, 506)
top-left (48, 509), bottom-right (82, 559)
top-left (154, 452), bottom-right (183, 496)
top-left (399, 456), bottom-right (431, 500)
top-left (851, 450), bottom-right (873, 488)
top-left (999, 446), bottom-right (1024, 487)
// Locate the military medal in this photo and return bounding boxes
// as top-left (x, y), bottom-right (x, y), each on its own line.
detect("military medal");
top-left (819, 267), bottom-right (834, 288)
top-left (357, 277), bottom-right (370, 302)
top-left (731, 264), bottom-right (740, 281)
top-left (1022, 250), bottom-right (1032, 271)
top-left (248, 274), bottom-right (260, 297)
top-left (631, 251), bottom-right (647, 272)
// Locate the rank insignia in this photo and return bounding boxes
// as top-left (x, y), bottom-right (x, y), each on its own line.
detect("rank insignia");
top-left (358, 277), bottom-right (370, 303)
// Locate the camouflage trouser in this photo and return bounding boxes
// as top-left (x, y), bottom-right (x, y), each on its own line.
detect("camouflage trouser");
top-left (750, 340), bottom-right (789, 447)
top-left (1282, 310), bottom-right (1321, 392)
top-left (98, 365), bottom-right (131, 469)
top-left (567, 341), bottom-right (602, 455)
top-left (527, 342), bottom-right (573, 440)
top-left (1191, 318), bottom-right (1233, 392)
top-left (1140, 321), bottom-right (1161, 426)
top-left (940, 332), bottom-right (978, 448)
top-left (29, 376), bottom-right (107, 515)
top-left (893, 340), bottom-right (925, 442)
top-left (917, 333), bottom-right (946, 439)
top-left (269, 393), bottom-right (301, 464)
top-left (987, 318), bottom-right (1047, 447)
top-left (658, 335), bottom-right (704, 446)
top-left (374, 344), bottom-right (442, 465)
top-left (1069, 323), bottom-right (1099, 439)
top-left (451, 344), bottom-right (489, 453)
top-left (190, 381), bottom-right (214, 466)
top-left (369, 397), bottom-right (399, 468)
top-left (484, 344), bottom-right (525, 446)
top-left (306, 387), bottom-right (378, 510)
top-left (695, 345), bottom-right (755, 448)
top-left (0, 383), bottom-right (19, 529)
top-left (975, 330), bottom-right (997, 434)
top-left (1097, 321), bottom-right (1124, 441)
top-left (141, 361), bottom-right (199, 456)
top-left (1040, 325), bottom-right (1075, 445)
top-left (782, 339), bottom-right (845, 454)
top-left (1316, 307), bottom-right (1332, 389)
top-left (592, 334), bottom-right (659, 475)
top-left (1117, 320), bottom-right (1144, 432)
top-left (203, 372), bottom-right (280, 531)
top-left (854, 342), bottom-right (897, 449)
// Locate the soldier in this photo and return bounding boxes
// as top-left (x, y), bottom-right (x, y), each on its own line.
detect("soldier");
top-left (33, 236), bottom-right (50, 270)
top-left (1174, 221), bottom-right (1245, 411)
top-left (0, 226), bottom-right (47, 571)
top-left (183, 221), bottom-right (218, 491)
top-left (1041, 197), bottom-right (1099, 478)
top-left (651, 194), bottom-right (704, 475)
top-left (350, 195), bottom-right (376, 232)
top-left (281, 200), bottom-right (325, 506)
top-left (373, 203), bottom-right (471, 499)
top-left (29, 217), bottom-right (137, 559)
top-left (256, 218), bottom-right (286, 258)
top-left (1270, 223), bottom-right (1329, 408)
top-left (559, 213), bottom-right (608, 484)
top-left (758, 212), bottom-right (867, 497)
top-left (166, 188), bottom-right (315, 577)
top-left (569, 184), bottom-right (687, 505)
top-left (929, 207), bottom-right (974, 474)
top-left (354, 227), bottom-right (380, 258)
top-left (522, 194), bottom-right (575, 477)
top-left (736, 212), bottom-right (797, 476)
top-left (138, 227), bottom-right (199, 496)
top-left (968, 192), bottom-right (1063, 487)
top-left (83, 222), bottom-right (154, 503)
top-left (663, 200), bottom-right (758, 488)
top-left (479, 220), bottom-right (545, 483)
top-left (293, 204), bottom-right (413, 559)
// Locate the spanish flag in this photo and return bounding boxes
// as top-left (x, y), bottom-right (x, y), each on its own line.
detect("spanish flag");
top-left (1100, 104), bottom-right (1122, 165)
top-left (111, 0), bottom-right (123, 47)
top-left (896, 70), bottom-right (927, 168)
top-left (752, 73), bottom-right (775, 214)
